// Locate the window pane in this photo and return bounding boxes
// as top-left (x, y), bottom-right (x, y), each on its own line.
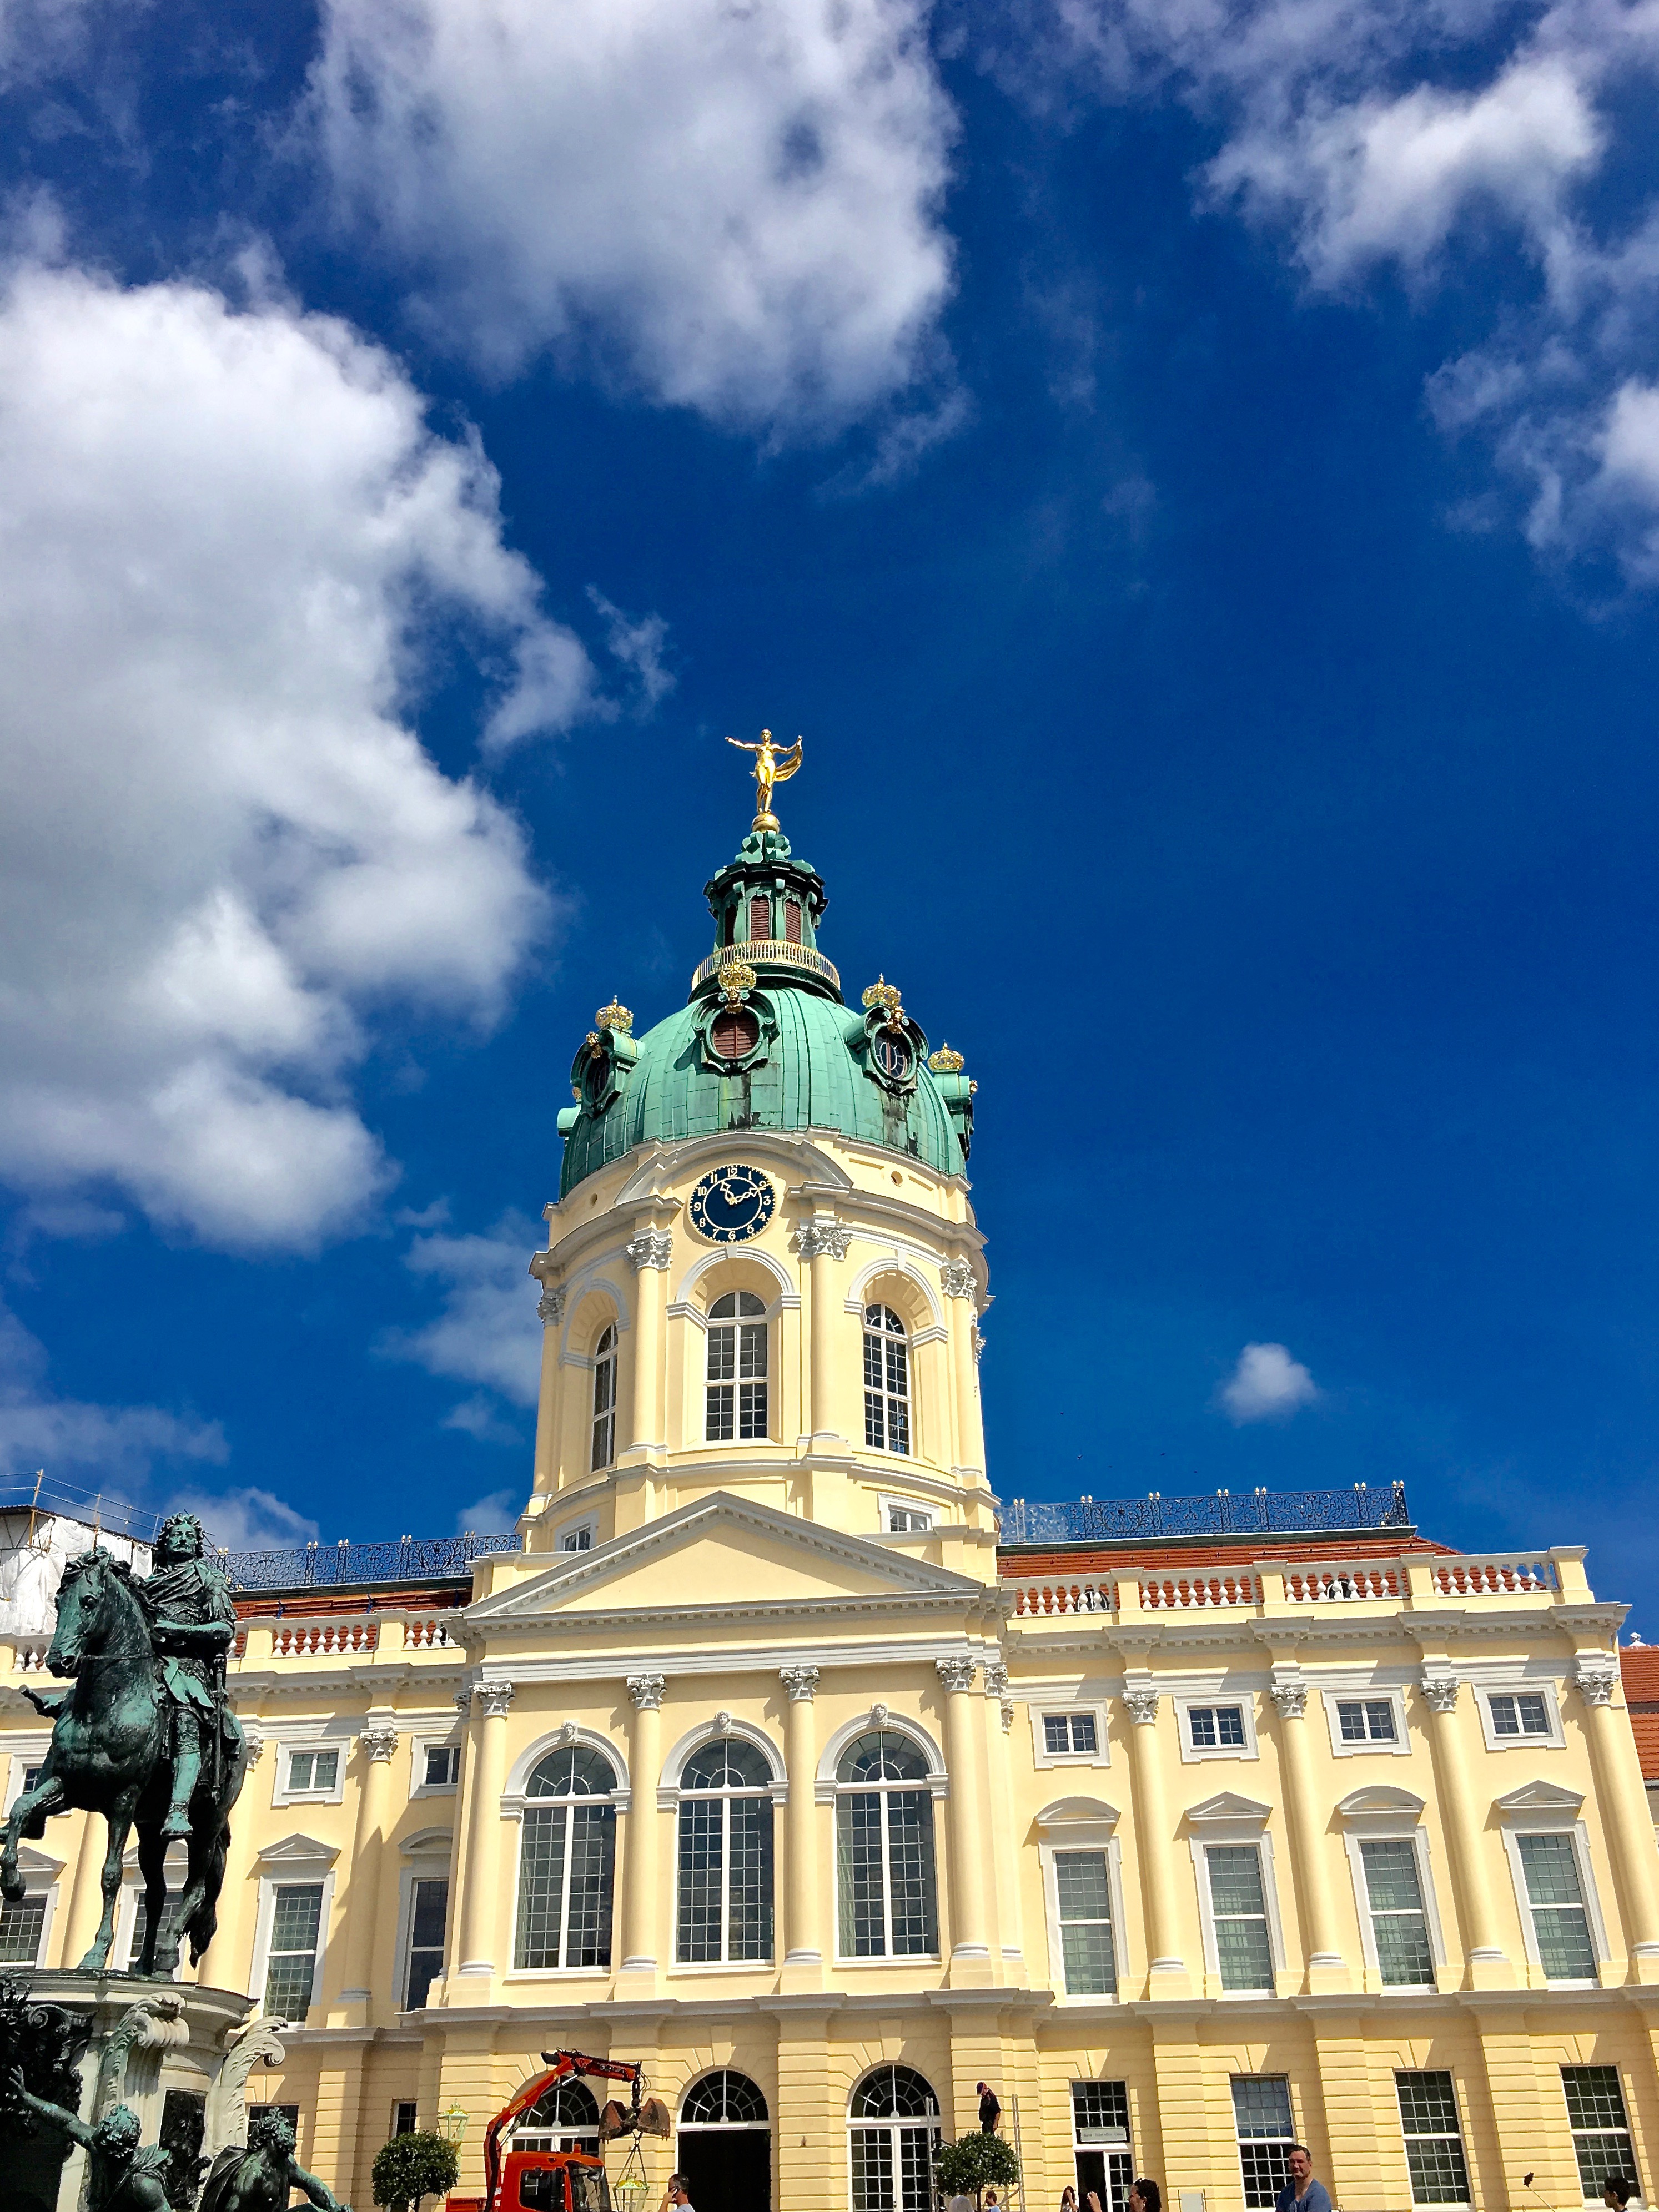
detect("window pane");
top-left (1366, 1700), bottom-right (1397, 1740)
top-left (564, 1805), bottom-right (615, 1967)
top-left (1215, 1915), bottom-right (1275, 1991)
top-left (885, 1790), bottom-right (937, 1955)
top-left (851, 2130), bottom-right (893, 2212)
top-left (1233, 2078), bottom-right (1294, 2212)
top-left (707, 1327), bottom-right (735, 1381)
top-left (1055, 1852), bottom-right (1117, 1997)
top-left (1338, 1701), bottom-right (1366, 1741)
top-left (706, 1383), bottom-right (733, 1440)
top-left (1218, 1708), bottom-right (1246, 1746)
top-left (1518, 1694), bottom-right (1550, 1734)
top-left (839, 1793), bottom-right (886, 1956)
top-left (1396, 2072), bottom-right (1471, 2205)
top-left (1208, 1846), bottom-right (1266, 1917)
top-left (1490, 1695), bottom-right (1519, 1735)
top-left (1520, 1834), bottom-right (1585, 1905)
top-left (677, 1794), bottom-right (722, 1963)
top-left (515, 1805), bottom-right (567, 1968)
top-left (1057, 1851), bottom-right (1112, 1922)
top-left (0, 1893), bottom-right (45, 1964)
top-left (1562, 2070), bottom-right (1637, 2205)
top-left (727, 1794), bottom-right (773, 1961)
top-left (1520, 1836), bottom-right (1596, 1978)
top-left (1044, 1714), bottom-right (1069, 1754)
top-left (864, 1391), bottom-right (886, 1449)
top-left (1190, 1708), bottom-right (1217, 1746)
top-left (1071, 1714), bottom-right (1098, 1754)
top-left (1362, 1840), bottom-right (1425, 1913)
top-left (1374, 1911), bottom-right (1435, 1987)
top-left (737, 1381), bottom-right (767, 1438)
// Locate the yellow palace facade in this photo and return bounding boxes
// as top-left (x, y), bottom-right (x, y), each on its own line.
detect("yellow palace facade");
top-left (4, 789), bottom-right (1659, 2212)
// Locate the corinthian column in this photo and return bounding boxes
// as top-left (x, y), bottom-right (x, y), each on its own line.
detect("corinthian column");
top-left (800, 1220), bottom-right (850, 1444)
top-left (1574, 1657), bottom-right (1659, 1964)
top-left (336, 1722), bottom-right (400, 2012)
top-left (780, 1666), bottom-right (822, 1966)
top-left (455, 1682), bottom-right (514, 1979)
top-left (621, 1673), bottom-right (666, 1973)
top-left (626, 1231), bottom-right (671, 1454)
top-left (941, 1260), bottom-right (980, 1473)
top-left (1122, 1679), bottom-right (1184, 1979)
top-left (1268, 1674), bottom-right (1344, 1979)
top-left (1419, 1670), bottom-right (1507, 1976)
top-left (937, 1657), bottom-right (989, 1963)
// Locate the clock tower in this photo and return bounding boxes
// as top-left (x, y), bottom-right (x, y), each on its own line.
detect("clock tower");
top-left (523, 761), bottom-right (992, 1575)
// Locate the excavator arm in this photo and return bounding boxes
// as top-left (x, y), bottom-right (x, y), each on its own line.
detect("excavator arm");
top-left (483, 2052), bottom-right (644, 2210)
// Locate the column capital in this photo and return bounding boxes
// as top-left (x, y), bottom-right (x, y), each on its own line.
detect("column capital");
top-left (1575, 1659), bottom-right (1619, 1707)
top-left (455, 1685), bottom-right (475, 1717)
top-left (242, 1724), bottom-right (267, 1767)
top-left (941, 1257), bottom-right (976, 1300)
top-left (628, 1671), bottom-right (668, 1711)
top-left (779, 1665), bottom-right (821, 1703)
top-left (936, 1656), bottom-right (977, 1694)
top-left (1122, 1687), bottom-right (1160, 1725)
top-left (1269, 1680), bottom-right (1308, 1720)
top-left (476, 1681), bottom-right (516, 1719)
top-left (796, 1218), bottom-right (851, 1261)
top-left (982, 1660), bottom-right (1009, 1699)
top-left (1420, 1671), bottom-right (1461, 1714)
top-left (360, 1723), bottom-right (401, 1762)
top-left (626, 1231), bottom-right (673, 1271)
top-left (537, 1285), bottom-right (567, 1326)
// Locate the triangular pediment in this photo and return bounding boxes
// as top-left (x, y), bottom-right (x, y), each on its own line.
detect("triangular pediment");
top-left (253, 1832), bottom-right (338, 1867)
top-left (469, 1493), bottom-right (986, 1621)
top-left (1495, 1779), bottom-right (1585, 1815)
top-left (1185, 1791), bottom-right (1273, 1826)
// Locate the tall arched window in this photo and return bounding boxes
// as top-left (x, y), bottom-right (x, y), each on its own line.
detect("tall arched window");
top-left (848, 2067), bottom-right (941, 2212)
top-left (835, 1730), bottom-right (938, 1958)
top-left (707, 1292), bottom-right (767, 1441)
top-left (591, 1326), bottom-right (618, 1471)
top-left (514, 1745), bottom-right (617, 1971)
top-left (862, 1305), bottom-right (911, 1453)
top-left (515, 2079), bottom-right (600, 2157)
top-left (677, 1737), bottom-right (775, 1963)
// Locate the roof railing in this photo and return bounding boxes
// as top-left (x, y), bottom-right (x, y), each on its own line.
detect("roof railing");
top-left (1001, 1483), bottom-right (1411, 1546)
top-left (690, 939), bottom-right (841, 994)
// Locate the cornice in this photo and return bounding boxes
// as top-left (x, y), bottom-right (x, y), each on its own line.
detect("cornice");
top-left (466, 1634), bottom-right (1001, 1687)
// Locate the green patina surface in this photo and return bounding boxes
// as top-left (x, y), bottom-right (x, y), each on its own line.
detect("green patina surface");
top-left (557, 828), bottom-right (973, 1197)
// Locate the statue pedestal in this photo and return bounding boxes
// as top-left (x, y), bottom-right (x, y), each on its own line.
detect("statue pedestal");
top-left (21, 1973), bottom-right (283, 2212)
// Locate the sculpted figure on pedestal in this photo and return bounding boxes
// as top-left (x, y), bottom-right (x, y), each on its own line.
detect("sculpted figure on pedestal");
top-left (198, 2107), bottom-right (351, 2212)
top-left (7, 2069), bottom-right (172, 2212)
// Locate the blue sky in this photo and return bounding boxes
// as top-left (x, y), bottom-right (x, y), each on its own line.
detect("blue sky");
top-left (1, 0), bottom-right (1657, 1622)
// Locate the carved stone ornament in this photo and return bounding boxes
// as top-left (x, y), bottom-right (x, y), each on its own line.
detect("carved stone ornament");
top-left (476, 1681), bottom-right (516, 1719)
top-left (715, 1710), bottom-right (733, 1734)
top-left (241, 1725), bottom-right (267, 1768)
top-left (628, 1672), bottom-right (667, 1711)
top-left (871, 1702), bottom-right (891, 1727)
top-left (538, 1285), bottom-right (568, 1327)
top-left (1420, 1674), bottom-right (1461, 1715)
top-left (1123, 1687), bottom-right (1160, 1726)
top-left (796, 1218), bottom-right (852, 1262)
top-left (982, 1660), bottom-right (1010, 1699)
top-left (360, 1723), bottom-right (400, 1763)
top-left (455, 1686), bottom-right (475, 1717)
top-left (972, 1327), bottom-right (986, 1363)
top-left (626, 1230), bottom-right (673, 1271)
top-left (1576, 1662), bottom-right (1618, 1707)
top-left (940, 1257), bottom-right (977, 1301)
top-left (557, 1720), bottom-right (581, 1745)
top-left (1000, 1698), bottom-right (1015, 1734)
top-left (936, 1656), bottom-right (978, 1694)
top-left (93, 1995), bottom-right (187, 2122)
top-left (204, 2014), bottom-right (286, 2159)
top-left (1270, 1680), bottom-right (1309, 1721)
top-left (779, 1665), bottom-right (820, 1702)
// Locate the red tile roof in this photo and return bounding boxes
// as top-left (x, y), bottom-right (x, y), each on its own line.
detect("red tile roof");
top-left (1622, 1647), bottom-right (1659, 1781)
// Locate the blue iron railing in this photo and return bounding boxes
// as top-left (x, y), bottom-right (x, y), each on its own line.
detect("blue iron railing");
top-left (1001, 1483), bottom-right (1411, 1547)
top-left (214, 1532), bottom-right (519, 1591)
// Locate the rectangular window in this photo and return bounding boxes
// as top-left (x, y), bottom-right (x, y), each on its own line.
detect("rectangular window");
top-left (514, 1804), bottom-right (616, 1971)
top-left (1396, 2072), bottom-right (1471, 2205)
top-left (130, 1886), bottom-right (185, 1972)
top-left (1562, 2068), bottom-right (1640, 2203)
top-left (886, 1506), bottom-right (932, 1533)
top-left (1054, 1850), bottom-right (1117, 1995)
top-left (1338, 1699), bottom-right (1398, 1743)
top-left (837, 1788), bottom-right (938, 1958)
top-left (286, 1749), bottom-right (338, 1794)
top-left (263, 1883), bottom-right (323, 2018)
top-left (1490, 1692), bottom-right (1551, 1737)
top-left (1190, 1705), bottom-right (1246, 1749)
top-left (1232, 2078), bottom-right (1295, 2211)
top-left (1519, 1833), bottom-right (1596, 1979)
top-left (1044, 1714), bottom-right (1099, 1756)
top-left (560, 1526), bottom-right (594, 1553)
top-left (590, 1350), bottom-right (616, 1472)
top-left (21, 1766), bottom-right (41, 1796)
top-left (0, 1891), bottom-right (46, 1964)
top-left (423, 1745), bottom-right (460, 1790)
top-left (404, 1876), bottom-right (448, 2009)
top-left (1361, 1838), bottom-right (1435, 1987)
top-left (393, 2102), bottom-right (418, 2139)
top-left (706, 1322), bottom-right (767, 1441)
top-left (1072, 2080), bottom-right (1133, 2212)
top-left (748, 894), bottom-right (771, 941)
top-left (1208, 1845), bottom-right (1274, 1991)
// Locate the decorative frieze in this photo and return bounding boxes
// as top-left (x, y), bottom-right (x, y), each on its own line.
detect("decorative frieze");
top-left (941, 1257), bottom-right (977, 1300)
top-left (627, 1672), bottom-right (667, 1711)
top-left (779, 1664), bottom-right (821, 1702)
top-left (1420, 1673), bottom-right (1461, 1715)
top-left (476, 1681), bottom-right (516, 1719)
top-left (625, 1231), bottom-right (672, 1271)
top-left (796, 1218), bottom-right (852, 1261)
top-left (936, 1656), bottom-right (978, 1694)
top-left (537, 1286), bottom-right (567, 1327)
top-left (359, 1724), bottom-right (400, 1763)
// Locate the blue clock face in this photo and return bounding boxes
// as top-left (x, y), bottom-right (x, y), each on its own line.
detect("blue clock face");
top-left (688, 1164), bottom-right (775, 1244)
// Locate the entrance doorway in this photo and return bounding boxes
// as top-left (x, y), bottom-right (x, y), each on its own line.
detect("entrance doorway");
top-left (678, 2070), bottom-right (771, 2212)
top-left (1072, 2081), bottom-right (1133, 2212)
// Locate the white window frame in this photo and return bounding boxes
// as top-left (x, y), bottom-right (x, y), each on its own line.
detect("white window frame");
top-left (590, 1324), bottom-right (618, 1472)
top-left (271, 1737), bottom-right (349, 1808)
top-left (1561, 2065), bottom-right (1645, 2205)
top-left (1395, 2070), bottom-right (1474, 2208)
top-left (3, 1747), bottom-right (48, 1813)
top-left (392, 1832), bottom-right (453, 2013)
top-left (877, 1495), bottom-right (935, 1534)
top-left (1322, 1687), bottom-right (1411, 1758)
top-left (247, 1838), bottom-right (338, 2020)
top-left (705, 1289), bottom-right (770, 1444)
top-left (1478, 1682), bottom-right (1566, 1751)
top-left (862, 1306), bottom-right (915, 1459)
top-left (667, 1731), bottom-right (780, 1969)
top-left (1032, 1704), bottom-right (1111, 1771)
top-left (0, 1846), bottom-right (59, 1969)
top-left (1495, 1785), bottom-right (1610, 1985)
top-left (1177, 1692), bottom-right (1260, 1763)
top-left (1187, 1796), bottom-right (1285, 1993)
top-left (1036, 1800), bottom-right (1127, 2002)
top-left (1335, 1788), bottom-right (1447, 1991)
top-left (410, 1732), bottom-right (462, 1800)
top-left (556, 1515), bottom-right (599, 1555)
top-left (505, 1740), bottom-right (622, 1979)
top-left (825, 1722), bottom-right (943, 1966)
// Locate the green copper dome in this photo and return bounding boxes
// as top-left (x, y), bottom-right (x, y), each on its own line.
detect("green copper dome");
top-left (556, 825), bottom-right (974, 1197)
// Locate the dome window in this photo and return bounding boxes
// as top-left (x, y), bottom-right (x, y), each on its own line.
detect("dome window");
top-left (871, 1030), bottom-right (913, 1082)
top-left (711, 1006), bottom-right (760, 1062)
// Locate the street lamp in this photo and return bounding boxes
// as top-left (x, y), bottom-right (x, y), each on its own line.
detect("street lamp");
top-left (436, 2102), bottom-right (469, 2147)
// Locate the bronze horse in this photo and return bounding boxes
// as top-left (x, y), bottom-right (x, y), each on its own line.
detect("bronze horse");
top-left (0, 1549), bottom-right (247, 1976)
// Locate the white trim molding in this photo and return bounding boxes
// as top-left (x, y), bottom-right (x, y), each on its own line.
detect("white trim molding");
top-left (1334, 1784), bottom-right (1447, 1989)
top-left (1030, 1701), bottom-right (1111, 1771)
top-left (1036, 1796), bottom-right (1128, 2002)
top-left (1175, 1690), bottom-right (1261, 1764)
top-left (1320, 1686), bottom-right (1412, 1759)
top-left (1475, 1680), bottom-right (1567, 1752)
top-left (1185, 1792), bottom-right (1286, 1993)
top-left (657, 1715), bottom-right (787, 1807)
top-left (815, 1709), bottom-right (948, 1805)
top-left (502, 1725), bottom-right (631, 1817)
top-left (247, 1833), bottom-right (339, 2022)
top-left (1494, 1779), bottom-right (1610, 1985)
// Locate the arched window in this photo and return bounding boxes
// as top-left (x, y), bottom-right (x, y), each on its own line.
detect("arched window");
top-left (514, 1745), bottom-right (617, 1971)
top-left (591, 1325), bottom-right (618, 1471)
top-left (834, 1730), bottom-right (938, 1959)
top-left (681, 2072), bottom-right (769, 2126)
top-left (848, 2067), bottom-right (941, 2212)
top-left (515, 2078), bottom-right (600, 2156)
top-left (677, 1737), bottom-right (775, 1964)
top-left (862, 1305), bottom-right (911, 1454)
top-left (707, 1292), bottom-right (767, 1442)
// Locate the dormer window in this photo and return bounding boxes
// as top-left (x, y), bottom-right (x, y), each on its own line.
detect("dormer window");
top-left (711, 1006), bottom-right (760, 1061)
top-left (871, 1031), bottom-right (913, 1082)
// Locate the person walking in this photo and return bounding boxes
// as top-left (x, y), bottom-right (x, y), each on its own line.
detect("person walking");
top-left (1275, 2145), bottom-right (1331, 2212)
top-left (978, 2082), bottom-right (1002, 2134)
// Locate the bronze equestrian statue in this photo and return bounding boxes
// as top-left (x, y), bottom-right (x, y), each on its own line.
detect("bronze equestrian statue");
top-left (0, 1512), bottom-right (248, 1977)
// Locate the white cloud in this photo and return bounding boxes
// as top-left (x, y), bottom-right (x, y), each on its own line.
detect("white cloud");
top-left (0, 1297), bottom-right (227, 1485)
top-left (172, 1484), bottom-right (320, 1554)
top-left (587, 588), bottom-right (675, 712)
top-left (310, 0), bottom-right (957, 435)
top-left (1219, 1339), bottom-right (1321, 1422)
top-left (0, 260), bottom-right (590, 1250)
top-left (384, 1214), bottom-right (542, 1409)
top-left (453, 1485), bottom-right (520, 1535)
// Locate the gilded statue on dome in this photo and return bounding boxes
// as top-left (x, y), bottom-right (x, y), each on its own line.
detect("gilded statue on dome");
top-left (726, 728), bottom-right (802, 827)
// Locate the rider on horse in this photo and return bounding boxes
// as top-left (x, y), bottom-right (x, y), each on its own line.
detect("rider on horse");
top-left (134, 1513), bottom-right (238, 1841)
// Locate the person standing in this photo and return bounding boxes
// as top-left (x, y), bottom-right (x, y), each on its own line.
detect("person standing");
top-left (978, 2082), bottom-right (1002, 2134)
top-left (661, 2175), bottom-right (695, 2212)
top-left (1275, 2145), bottom-right (1332, 2212)
top-left (1130, 2180), bottom-right (1163, 2212)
